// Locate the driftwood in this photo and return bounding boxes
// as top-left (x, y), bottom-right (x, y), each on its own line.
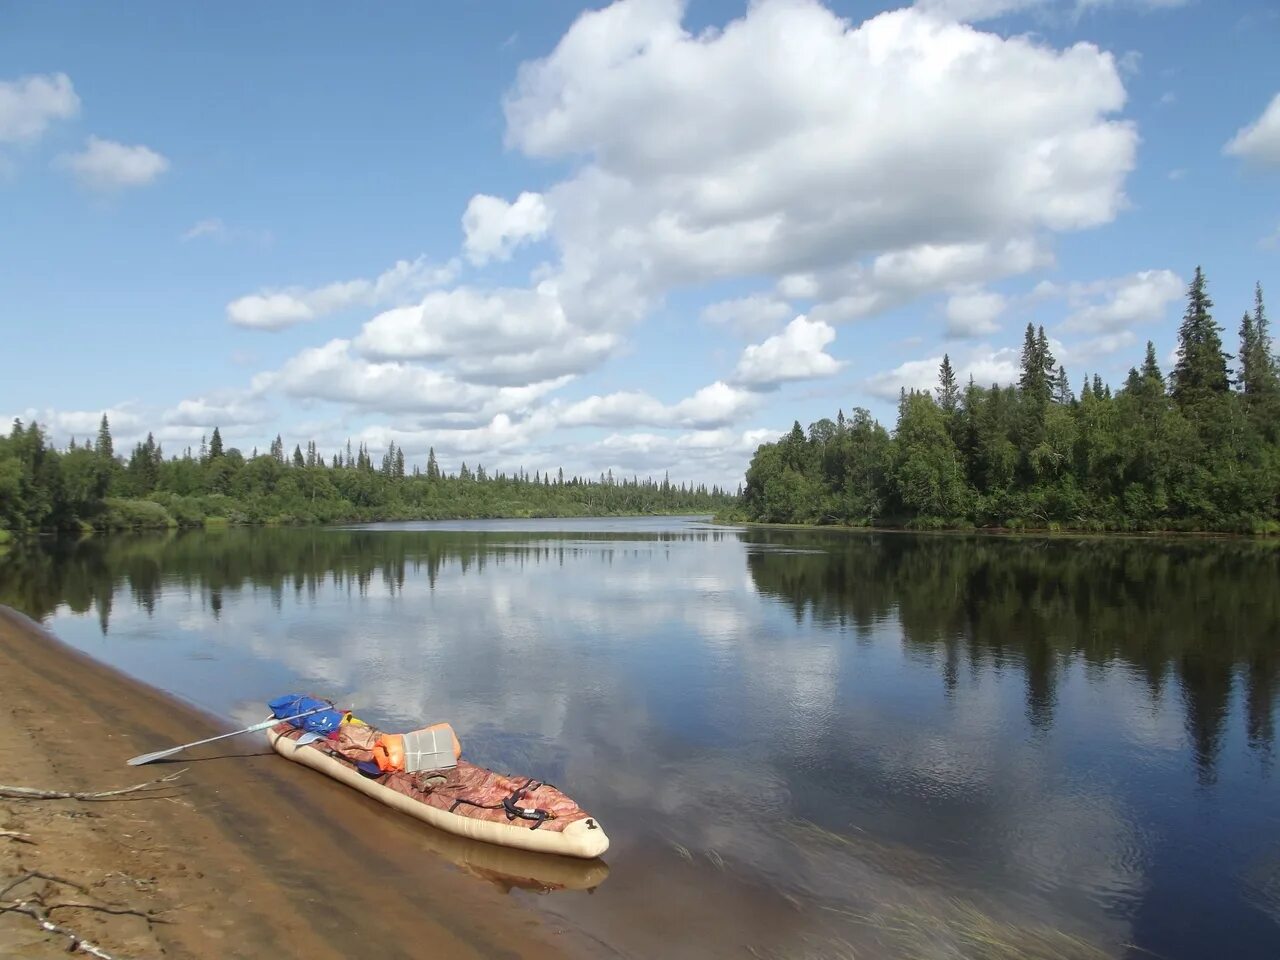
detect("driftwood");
top-left (0, 769), bottom-right (185, 802)
top-left (0, 871), bottom-right (167, 959)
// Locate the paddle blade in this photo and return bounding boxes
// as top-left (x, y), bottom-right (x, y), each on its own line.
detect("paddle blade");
top-left (127, 746), bottom-right (185, 766)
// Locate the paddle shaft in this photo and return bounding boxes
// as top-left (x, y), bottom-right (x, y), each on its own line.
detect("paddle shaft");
top-left (126, 703), bottom-right (332, 766)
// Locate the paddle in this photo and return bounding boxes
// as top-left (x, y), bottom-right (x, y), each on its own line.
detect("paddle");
top-left (126, 704), bottom-right (333, 766)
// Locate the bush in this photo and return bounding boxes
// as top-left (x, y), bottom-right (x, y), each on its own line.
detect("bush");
top-left (96, 498), bottom-right (177, 530)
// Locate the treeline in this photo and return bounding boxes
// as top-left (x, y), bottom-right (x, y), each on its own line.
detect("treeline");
top-left (738, 269), bottom-right (1280, 533)
top-left (0, 421), bottom-right (732, 534)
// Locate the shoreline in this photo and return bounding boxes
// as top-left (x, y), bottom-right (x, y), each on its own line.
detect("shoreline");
top-left (0, 605), bottom-right (590, 959)
top-left (712, 517), bottom-right (1280, 542)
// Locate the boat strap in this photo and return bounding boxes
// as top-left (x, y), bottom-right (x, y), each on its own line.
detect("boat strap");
top-left (448, 778), bottom-right (555, 830)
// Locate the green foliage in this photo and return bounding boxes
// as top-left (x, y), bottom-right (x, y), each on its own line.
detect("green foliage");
top-left (0, 422), bottom-right (733, 535)
top-left (738, 270), bottom-right (1280, 533)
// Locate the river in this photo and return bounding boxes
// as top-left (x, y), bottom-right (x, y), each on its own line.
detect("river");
top-left (1, 518), bottom-right (1277, 959)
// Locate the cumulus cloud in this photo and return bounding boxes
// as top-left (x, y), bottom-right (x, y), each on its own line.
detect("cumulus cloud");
top-left (796, 238), bottom-right (1051, 324)
top-left (1059, 269), bottom-right (1183, 333)
top-left (252, 338), bottom-right (570, 421)
top-left (58, 136), bottom-right (168, 189)
top-left (227, 256), bottom-right (460, 330)
top-left (1224, 92), bottom-right (1280, 168)
top-left (733, 315), bottom-right (843, 387)
top-left (945, 287), bottom-right (1006, 338)
top-left (866, 347), bottom-right (1020, 400)
top-left (505, 0), bottom-right (1134, 327)
top-left (462, 191), bottom-right (551, 264)
top-left (561, 381), bottom-right (758, 430)
top-left (0, 72), bottom-right (79, 143)
top-left (163, 395), bottom-right (270, 428)
top-left (354, 284), bottom-right (617, 385)
top-left (701, 294), bottom-right (793, 337)
top-left (11, 404), bottom-right (143, 442)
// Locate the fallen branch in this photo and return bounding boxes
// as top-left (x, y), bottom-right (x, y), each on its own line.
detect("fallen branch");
top-left (0, 900), bottom-right (123, 959)
top-left (0, 769), bottom-right (186, 802)
top-left (0, 830), bottom-right (35, 844)
top-left (0, 871), bottom-right (162, 958)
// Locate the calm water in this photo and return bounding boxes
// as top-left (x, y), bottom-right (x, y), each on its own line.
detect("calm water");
top-left (2, 518), bottom-right (1277, 959)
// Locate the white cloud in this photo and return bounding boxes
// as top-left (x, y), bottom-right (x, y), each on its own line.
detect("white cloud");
top-left (10, 405), bottom-right (143, 442)
top-left (588, 427), bottom-right (777, 484)
top-left (733, 315), bottom-right (843, 387)
top-left (227, 256), bottom-right (460, 330)
top-left (59, 136), bottom-right (168, 189)
top-left (163, 395), bottom-right (270, 428)
top-left (181, 218), bottom-right (225, 241)
top-left (505, 0), bottom-right (1135, 327)
top-left (701, 294), bottom-right (793, 337)
top-left (797, 238), bottom-right (1051, 324)
top-left (865, 347), bottom-right (1019, 400)
top-left (354, 285), bottom-right (617, 385)
top-left (1224, 92), bottom-right (1280, 168)
top-left (945, 286), bottom-right (1006, 338)
top-left (1060, 269), bottom-right (1183, 333)
top-left (561, 381), bottom-right (758, 430)
top-left (462, 191), bottom-right (551, 264)
top-left (0, 73), bottom-right (79, 143)
top-left (253, 338), bottom-right (570, 420)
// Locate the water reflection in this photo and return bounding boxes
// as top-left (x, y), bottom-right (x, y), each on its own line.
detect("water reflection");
top-left (1, 521), bottom-right (1277, 959)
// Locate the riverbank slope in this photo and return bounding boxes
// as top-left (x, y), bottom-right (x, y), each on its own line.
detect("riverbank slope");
top-left (0, 605), bottom-right (586, 959)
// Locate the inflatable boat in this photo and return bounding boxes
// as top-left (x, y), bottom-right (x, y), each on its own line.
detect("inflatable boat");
top-left (267, 718), bottom-right (610, 860)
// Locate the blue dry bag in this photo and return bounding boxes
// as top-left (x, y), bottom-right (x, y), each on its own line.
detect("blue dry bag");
top-left (268, 693), bottom-right (343, 734)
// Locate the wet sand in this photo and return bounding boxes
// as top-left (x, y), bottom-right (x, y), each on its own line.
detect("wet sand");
top-left (0, 605), bottom-right (594, 959)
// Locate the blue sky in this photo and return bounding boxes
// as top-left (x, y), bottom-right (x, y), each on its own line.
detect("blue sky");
top-left (2, 0), bottom-right (1277, 487)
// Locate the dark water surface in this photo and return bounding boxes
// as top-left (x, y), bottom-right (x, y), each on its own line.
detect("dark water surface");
top-left (2, 518), bottom-right (1277, 959)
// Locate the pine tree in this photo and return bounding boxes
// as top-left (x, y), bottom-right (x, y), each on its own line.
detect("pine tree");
top-left (95, 414), bottom-right (113, 461)
top-left (394, 446), bottom-right (405, 478)
top-left (1171, 267), bottom-right (1230, 403)
top-left (426, 447), bottom-right (439, 481)
top-left (293, 444), bottom-right (304, 468)
top-left (936, 354), bottom-right (960, 413)
top-left (209, 427), bottom-right (224, 459)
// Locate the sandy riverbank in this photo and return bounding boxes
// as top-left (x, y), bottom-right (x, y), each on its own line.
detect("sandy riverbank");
top-left (0, 605), bottom-right (594, 959)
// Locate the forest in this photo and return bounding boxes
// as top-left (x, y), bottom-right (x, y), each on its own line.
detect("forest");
top-left (737, 270), bottom-right (1280, 533)
top-left (0, 419), bottom-right (732, 535)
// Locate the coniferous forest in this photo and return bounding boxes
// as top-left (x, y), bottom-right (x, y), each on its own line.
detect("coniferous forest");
top-left (738, 271), bottom-right (1280, 533)
top-left (0, 419), bottom-right (732, 536)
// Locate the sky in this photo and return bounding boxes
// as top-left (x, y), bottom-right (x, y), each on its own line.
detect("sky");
top-left (2, 0), bottom-right (1278, 489)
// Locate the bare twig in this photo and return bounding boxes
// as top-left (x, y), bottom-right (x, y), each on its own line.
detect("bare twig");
top-left (0, 769), bottom-right (186, 802)
top-left (48, 900), bottom-right (171, 926)
top-left (0, 830), bottom-right (35, 844)
top-left (1, 870), bottom-right (92, 900)
top-left (0, 900), bottom-right (124, 959)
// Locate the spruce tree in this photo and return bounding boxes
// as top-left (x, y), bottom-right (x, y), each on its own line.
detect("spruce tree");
top-left (936, 354), bottom-right (960, 413)
top-left (95, 414), bottom-right (113, 461)
top-left (1171, 267), bottom-right (1230, 403)
top-left (1240, 283), bottom-right (1276, 395)
top-left (426, 447), bottom-right (439, 480)
top-left (293, 444), bottom-right (304, 468)
top-left (1052, 364), bottom-right (1072, 405)
top-left (209, 427), bottom-right (224, 459)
